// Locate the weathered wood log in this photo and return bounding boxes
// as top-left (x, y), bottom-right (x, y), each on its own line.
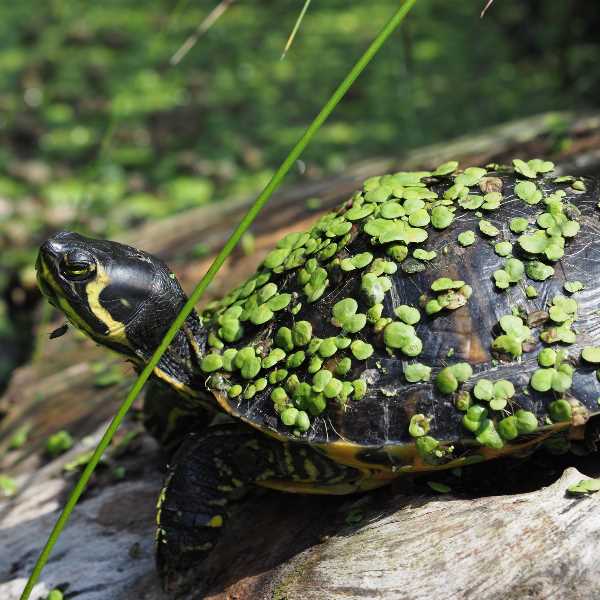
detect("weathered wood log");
top-left (2, 111), bottom-right (600, 599)
top-left (1, 431), bottom-right (599, 600)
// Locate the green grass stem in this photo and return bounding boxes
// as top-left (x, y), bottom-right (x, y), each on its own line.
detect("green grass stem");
top-left (20, 1), bottom-right (417, 597)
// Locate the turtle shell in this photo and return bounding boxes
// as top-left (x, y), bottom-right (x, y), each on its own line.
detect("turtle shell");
top-left (199, 161), bottom-right (600, 470)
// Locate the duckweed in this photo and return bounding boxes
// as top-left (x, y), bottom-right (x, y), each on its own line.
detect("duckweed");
top-left (436, 363), bottom-right (472, 394)
top-left (526, 261), bottom-right (554, 281)
top-left (433, 160), bottom-right (459, 176)
top-left (409, 414), bottom-right (430, 438)
top-left (201, 353), bottom-right (223, 373)
top-left (509, 217), bottom-right (529, 233)
top-left (515, 180), bottom-right (542, 205)
top-left (564, 281), bottom-right (584, 294)
top-left (394, 305), bottom-right (421, 325)
top-left (200, 161), bottom-right (592, 439)
top-left (404, 362), bottom-right (431, 383)
top-left (525, 285), bottom-right (538, 298)
top-left (548, 399), bottom-right (572, 422)
top-left (494, 241), bottom-right (513, 257)
top-left (431, 205), bottom-right (454, 229)
top-left (478, 219), bottom-right (499, 237)
top-left (457, 230), bottom-right (475, 246)
top-left (582, 347), bottom-right (600, 364)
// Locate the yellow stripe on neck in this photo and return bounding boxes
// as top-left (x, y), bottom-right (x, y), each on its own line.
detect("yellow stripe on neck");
top-left (84, 264), bottom-right (130, 347)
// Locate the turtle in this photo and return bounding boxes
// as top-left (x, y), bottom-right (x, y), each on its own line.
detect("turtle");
top-left (36, 159), bottom-right (600, 593)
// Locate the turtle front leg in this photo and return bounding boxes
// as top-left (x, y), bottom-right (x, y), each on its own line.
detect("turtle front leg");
top-left (143, 379), bottom-right (215, 455)
top-left (155, 423), bottom-right (362, 594)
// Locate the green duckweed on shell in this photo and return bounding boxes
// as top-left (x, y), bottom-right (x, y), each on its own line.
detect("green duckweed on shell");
top-left (525, 285), bottom-right (538, 298)
top-left (318, 338), bottom-right (338, 358)
top-left (482, 192), bottom-right (502, 210)
top-left (458, 195), bottom-right (484, 210)
top-left (478, 219), bottom-right (500, 237)
top-left (413, 248), bottom-right (436, 261)
top-left (431, 277), bottom-right (465, 292)
top-left (538, 348), bottom-right (557, 367)
top-left (275, 326), bottom-right (294, 351)
top-left (530, 368), bottom-right (572, 393)
top-left (404, 362), bottom-right (432, 383)
top-left (295, 411), bottom-right (311, 432)
top-left (515, 180), bottom-right (542, 205)
top-left (457, 230), bottom-right (476, 246)
top-left (564, 281), bottom-right (584, 294)
top-left (335, 357), bottom-right (352, 376)
top-left (436, 363), bottom-right (472, 394)
top-left (432, 160), bottom-right (459, 176)
top-left (455, 166), bottom-right (487, 186)
top-left (281, 407), bottom-right (299, 426)
top-left (492, 315), bottom-right (531, 358)
top-left (526, 261), bottom-right (554, 281)
top-left (462, 404), bottom-right (487, 433)
top-left (345, 204), bottom-right (374, 221)
top-left (473, 379), bottom-right (494, 401)
top-left (292, 321), bottom-right (312, 346)
top-left (494, 241), bottom-right (512, 257)
top-left (262, 348), bottom-right (286, 369)
top-left (509, 217), bottom-right (529, 234)
top-left (286, 350), bottom-right (305, 369)
top-left (201, 353), bottom-right (223, 373)
top-left (228, 384), bottom-right (243, 398)
top-left (394, 305), bottom-right (421, 325)
top-left (581, 347), bottom-right (600, 364)
top-left (409, 414), bottom-right (430, 437)
top-left (352, 379), bottom-right (367, 400)
top-left (549, 399), bottom-right (572, 423)
top-left (249, 304), bottom-right (274, 325)
top-left (498, 416), bottom-right (519, 440)
top-left (384, 321), bottom-right (422, 355)
top-left (455, 390), bottom-right (472, 411)
top-left (476, 419), bottom-right (504, 449)
top-left (431, 205), bottom-right (454, 229)
top-left (347, 340), bottom-right (372, 361)
top-left (515, 410), bottom-right (538, 433)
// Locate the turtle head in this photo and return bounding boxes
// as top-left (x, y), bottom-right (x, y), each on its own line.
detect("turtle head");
top-left (37, 232), bottom-right (206, 393)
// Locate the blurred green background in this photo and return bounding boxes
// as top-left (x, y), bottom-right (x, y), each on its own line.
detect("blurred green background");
top-left (1, 0), bottom-right (599, 390)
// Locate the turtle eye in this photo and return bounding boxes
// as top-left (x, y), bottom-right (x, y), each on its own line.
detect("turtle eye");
top-left (60, 252), bottom-right (96, 281)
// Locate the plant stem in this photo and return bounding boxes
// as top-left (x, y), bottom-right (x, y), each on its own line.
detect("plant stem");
top-left (20, 1), bottom-right (418, 597)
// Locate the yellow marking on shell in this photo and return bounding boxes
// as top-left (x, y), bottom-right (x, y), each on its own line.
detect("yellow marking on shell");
top-left (84, 264), bottom-right (130, 346)
top-left (315, 440), bottom-right (408, 473)
top-left (207, 497), bottom-right (228, 507)
top-left (303, 459), bottom-right (320, 480)
top-left (208, 515), bottom-right (223, 528)
top-left (283, 445), bottom-right (296, 476)
top-left (258, 477), bottom-right (389, 495)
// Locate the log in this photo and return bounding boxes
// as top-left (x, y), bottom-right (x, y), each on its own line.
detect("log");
top-left (1, 431), bottom-right (599, 599)
top-left (2, 111), bottom-right (600, 599)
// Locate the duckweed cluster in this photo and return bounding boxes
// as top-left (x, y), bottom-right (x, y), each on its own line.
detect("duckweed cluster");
top-left (197, 158), bottom-right (597, 453)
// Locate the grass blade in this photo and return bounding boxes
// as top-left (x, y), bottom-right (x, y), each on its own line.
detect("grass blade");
top-left (281, 0), bottom-right (312, 60)
top-left (20, 1), bottom-right (418, 597)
